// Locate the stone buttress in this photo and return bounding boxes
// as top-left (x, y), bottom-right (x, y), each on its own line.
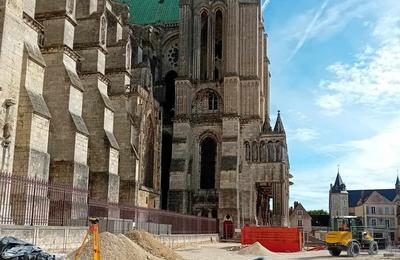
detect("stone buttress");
top-left (74, 0), bottom-right (120, 216)
top-left (35, 0), bottom-right (90, 223)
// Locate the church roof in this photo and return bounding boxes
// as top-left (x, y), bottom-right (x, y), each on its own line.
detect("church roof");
top-left (348, 189), bottom-right (397, 207)
top-left (273, 111), bottom-right (285, 134)
top-left (330, 172), bottom-right (346, 193)
top-left (114, 0), bottom-right (180, 25)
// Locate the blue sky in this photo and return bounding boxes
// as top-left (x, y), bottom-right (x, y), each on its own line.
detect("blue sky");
top-left (263, 0), bottom-right (400, 211)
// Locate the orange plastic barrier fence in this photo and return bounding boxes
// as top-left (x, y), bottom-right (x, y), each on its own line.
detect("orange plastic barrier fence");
top-left (241, 226), bottom-right (302, 252)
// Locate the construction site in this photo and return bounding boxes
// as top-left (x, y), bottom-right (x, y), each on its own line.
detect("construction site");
top-left (1, 0), bottom-right (399, 259)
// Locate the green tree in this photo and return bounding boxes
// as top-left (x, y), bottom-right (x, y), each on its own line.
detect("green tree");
top-left (307, 209), bottom-right (329, 215)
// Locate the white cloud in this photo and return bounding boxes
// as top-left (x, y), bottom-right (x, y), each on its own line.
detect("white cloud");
top-left (292, 117), bottom-right (400, 210)
top-left (261, 0), bottom-right (271, 12)
top-left (289, 128), bottom-right (319, 142)
top-left (316, 8), bottom-right (400, 114)
top-left (315, 94), bottom-right (343, 115)
top-left (286, 0), bottom-right (330, 62)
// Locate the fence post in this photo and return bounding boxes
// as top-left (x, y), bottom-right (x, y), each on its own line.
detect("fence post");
top-left (86, 192), bottom-right (90, 226)
top-left (30, 176), bottom-right (37, 226)
top-left (61, 190), bottom-right (66, 226)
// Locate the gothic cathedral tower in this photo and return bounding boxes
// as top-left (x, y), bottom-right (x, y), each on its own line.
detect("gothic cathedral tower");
top-left (168, 0), bottom-right (291, 229)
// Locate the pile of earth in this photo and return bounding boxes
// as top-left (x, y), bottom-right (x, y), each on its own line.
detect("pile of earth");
top-left (238, 242), bottom-right (277, 256)
top-left (125, 230), bottom-right (182, 260)
top-left (67, 232), bottom-right (161, 260)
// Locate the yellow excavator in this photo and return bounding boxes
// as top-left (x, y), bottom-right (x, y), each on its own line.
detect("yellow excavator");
top-left (325, 216), bottom-right (378, 257)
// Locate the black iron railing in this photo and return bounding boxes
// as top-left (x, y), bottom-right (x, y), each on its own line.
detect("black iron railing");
top-left (0, 172), bottom-right (218, 234)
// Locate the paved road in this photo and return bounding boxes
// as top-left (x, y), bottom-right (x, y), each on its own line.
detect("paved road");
top-left (176, 243), bottom-right (400, 260)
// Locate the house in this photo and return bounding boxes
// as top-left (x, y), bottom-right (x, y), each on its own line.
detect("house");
top-left (352, 191), bottom-right (397, 243)
top-left (290, 202), bottom-right (312, 241)
top-left (329, 173), bottom-right (400, 243)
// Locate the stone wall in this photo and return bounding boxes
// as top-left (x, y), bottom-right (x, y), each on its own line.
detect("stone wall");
top-left (0, 225), bottom-right (87, 253)
top-left (156, 233), bottom-right (219, 249)
top-left (0, 225), bottom-right (218, 253)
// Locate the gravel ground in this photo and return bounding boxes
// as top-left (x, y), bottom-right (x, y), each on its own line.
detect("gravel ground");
top-left (176, 243), bottom-right (400, 260)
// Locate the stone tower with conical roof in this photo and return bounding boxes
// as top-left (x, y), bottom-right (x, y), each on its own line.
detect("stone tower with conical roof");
top-left (329, 169), bottom-right (349, 217)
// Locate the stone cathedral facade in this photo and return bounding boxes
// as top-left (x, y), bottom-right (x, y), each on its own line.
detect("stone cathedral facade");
top-left (117, 0), bottom-right (292, 227)
top-left (0, 0), bottom-right (291, 228)
top-left (0, 0), bottom-right (162, 223)
top-left (169, 0), bottom-right (291, 227)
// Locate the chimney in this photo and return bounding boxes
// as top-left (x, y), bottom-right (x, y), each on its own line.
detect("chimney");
top-left (294, 201), bottom-right (299, 208)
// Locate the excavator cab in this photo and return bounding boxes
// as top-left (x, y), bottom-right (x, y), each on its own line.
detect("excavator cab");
top-left (325, 216), bottom-right (378, 257)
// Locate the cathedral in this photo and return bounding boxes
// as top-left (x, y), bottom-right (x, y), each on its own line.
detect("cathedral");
top-left (0, 0), bottom-right (291, 228)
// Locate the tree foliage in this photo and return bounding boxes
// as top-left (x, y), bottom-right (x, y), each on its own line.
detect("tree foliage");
top-left (307, 209), bottom-right (329, 215)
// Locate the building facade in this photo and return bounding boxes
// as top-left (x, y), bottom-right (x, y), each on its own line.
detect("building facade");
top-left (0, 0), bottom-right (290, 228)
top-left (289, 202), bottom-right (312, 241)
top-left (0, 0), bottom-right (162, 224)
top-left (115, 0), bottom-right (292, 228)
top-left (115, 0), bottom-right (290, 226)
top-left (329, 173), bottom-right (400, 243)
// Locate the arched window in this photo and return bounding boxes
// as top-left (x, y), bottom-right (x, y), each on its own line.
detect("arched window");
top-left (144, 120), bottom-right (155, 188)
top-left (268, 141), bottom-right (275, 162)
top-left (208, 93), bottom-right (218, 111)
top-left (192, 89), bottom-right (221, 115)
top-left (260, 141), bottom-right (267, 163)
top-left (275, 141), bottom-right (281, 162)
top-left (164, 70), bottom-right (177, 123)
top-left (214, 10), bottom-right (223, 81)
top-left (100, 16), bottom-right (107, 45)
top-left (200, 137), bottom-right (217, 189)
top-left (252, 141), bottom-right (258, 162)
top-left (200, 11), bottom-right (208, 80)
top-left (244, 142), bottom-right (251, 162)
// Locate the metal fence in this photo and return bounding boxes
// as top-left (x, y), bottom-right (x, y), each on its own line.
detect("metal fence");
top-left (0, 172), bottom-right (218, 234)
top-left (0, 173), bottom-right (87, 226)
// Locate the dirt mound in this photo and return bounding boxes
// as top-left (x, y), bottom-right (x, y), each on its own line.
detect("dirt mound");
top-left (67, 232), bottom-right (161, 260)
top-left (125, 230), bottom-right (182, 260)
top-left (238, 242), bottom-right (277, 256)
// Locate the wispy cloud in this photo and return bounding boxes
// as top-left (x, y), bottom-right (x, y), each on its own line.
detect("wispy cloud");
top-left (291, 117), bottom-right (400, 210)
top-left (277, 0), bottom-right (394, 64)
top-left (288, 128), bottom-right (319, 142)
top-left (262, 0), bottom-right (271, 12)
top-left (316, 13), bottom-right (400, 114)
top-left (267, 0), bottom-right (400, 210)
top-left (315, 94), bottom-right (343, 115)
top-left (286, 0), bottom-right (330, 62)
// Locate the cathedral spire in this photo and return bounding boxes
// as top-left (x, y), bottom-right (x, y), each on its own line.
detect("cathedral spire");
top-left (273, 110), bottom-right (285, 134)
top-left (262, 116), bottom-right (272, 133)
top-left (396, 170), bottom-right (400, 194)
top-left (330, 168), bottom-right (347, 193)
